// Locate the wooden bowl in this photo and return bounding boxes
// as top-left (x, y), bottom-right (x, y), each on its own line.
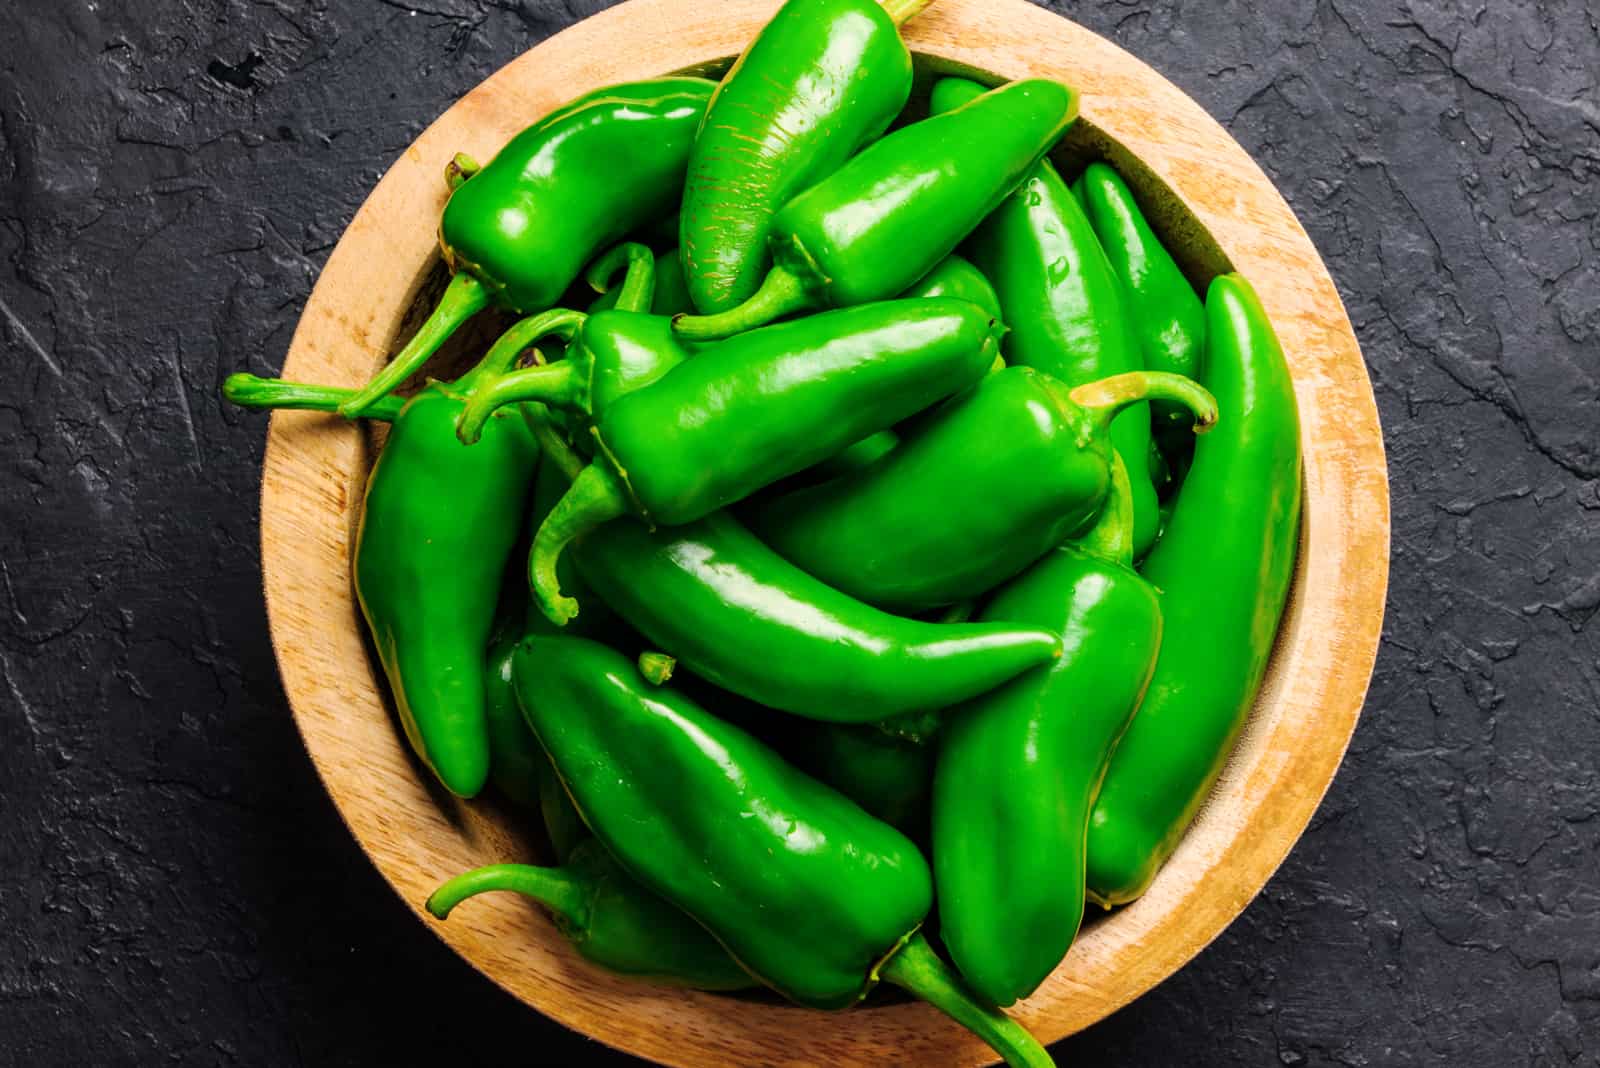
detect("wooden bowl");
top-left (257, 0), bottom-right (1390, 1063)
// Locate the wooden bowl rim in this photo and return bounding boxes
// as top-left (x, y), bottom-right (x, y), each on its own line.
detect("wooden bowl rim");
top-left (257, 1), bottom-right (1390, 1064)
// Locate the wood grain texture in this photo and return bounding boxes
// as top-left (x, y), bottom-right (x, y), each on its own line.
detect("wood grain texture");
top-left (257, 1), bottom-right (1390, 1063)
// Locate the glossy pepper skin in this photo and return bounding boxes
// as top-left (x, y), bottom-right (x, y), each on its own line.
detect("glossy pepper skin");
top-left (572, 511), bottom-right (1060, 722)
top-left (500, 420), bottom-right (1061, 722)
top-left (906, 252), bottom-right (1003, 316)
top-left (928, 79), bottom-right (1162, 559)
top-left (933, 456), bottom-right (1163, 1007)
top-left (673, 79), bottom-right (1079, 339)
top-left (810, 254), bottom-right (1002, 482)
top-left (501, 636), bottom-right (1052, 1067)
top-left (524, 299), bottom-right (1004, 623)
top-left (429, 837), bottom-right (755, 991)
top-left (1075, 162), bottom-right (1207, 466)
top-left (220, 313), bottom-right (579, 796)
top-left (1088, 273), bottom-right (1302, 906)
top-left (756, 367), bottom-right (1216, 611)
top-left (679, 0), bottom-right (931, 314)
top-left (338, 78), bottom-right (714, 417)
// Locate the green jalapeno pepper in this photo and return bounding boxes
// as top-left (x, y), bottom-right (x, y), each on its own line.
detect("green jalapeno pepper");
top-left (680, 0), bottom-right (933, 314)
top-left (221, 310), bottom-right (582, 796)
top-left (673, 79), bottom-right (1079, 340)
top-left (473, 634), bottom-right (1053, 1066)
top-left (1087, 273), bottom-right (1302, 906)
top-left (501, 298), bottom-right (1003, 623)
top-left (933, 455), bottom-right (1164, 1006)
top-left (809, 253), bottom-right (1002, 482)
top-left (429, 837), bottom-right (755, 991)
top-left (524, 418), bottom-right (1060, 722)
top-left (338, 78), bottom-right (714, 417)
top-left (923, 78), bottom-right (1164, 560)
top-left (756, 367), bottom-right (1216, 611)
top-left (1074, 161), bottom-right (1207, 465)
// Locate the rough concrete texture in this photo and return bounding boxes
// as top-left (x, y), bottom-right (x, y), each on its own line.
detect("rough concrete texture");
top-left (2, 1), bottom-right (1596, 1064)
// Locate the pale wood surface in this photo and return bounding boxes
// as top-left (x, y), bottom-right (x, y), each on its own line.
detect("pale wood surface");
top-left (257, 1), bottom-right (1390, 1063)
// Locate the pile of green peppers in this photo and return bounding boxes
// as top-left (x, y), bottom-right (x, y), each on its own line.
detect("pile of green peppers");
top-left (225, 2), bottom-right (1303, 1063)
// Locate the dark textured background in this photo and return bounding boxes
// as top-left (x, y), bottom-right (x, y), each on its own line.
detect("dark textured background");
top-left (3, 0), bottom-right (1597, 1064)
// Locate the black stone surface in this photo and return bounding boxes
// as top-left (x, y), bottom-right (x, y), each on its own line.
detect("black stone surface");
top-left (3, 1), bottom-right (1597, 1064)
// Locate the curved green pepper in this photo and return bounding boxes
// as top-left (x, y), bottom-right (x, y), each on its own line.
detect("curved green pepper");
top-left (809, 254), bottom-right (1002, 482)
top-left (339, 78), bottom-right (714, 417)
top-left (518, 299), bottom-right (1003, 623)
top-left (923, 77), bottom-right (1162, 559)
top-left (221, 311), bottom-right (582, 796)
top-left (673, 79), bottom-right (1079, 339)
top-left (513, 417), bottom-right (1059, 721)
top-left (933, 456), bottom-right (1163, 1006)
top-left (756, 367), bottom-right (1216, 611)
top-left (572, 512), bottom-right (1061, 722)
top-left (484, 635), bottom-right (1052, 1066)
top-left (1074, 161), bottom-right (1207, 461)
top-left (536, 473), bottom-right (1054, 728)
top-left (680, 0), bottom-right (932, 314)
top-left (1088, 273), bottom-right (1302, 905)
top-left (429, 838), bottom-right (754, 991)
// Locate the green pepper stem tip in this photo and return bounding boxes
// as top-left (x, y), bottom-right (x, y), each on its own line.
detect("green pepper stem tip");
top-left (638, 651), bottom-right (676, 686)
top-left (426, 864), bottom-right (589, 929)
top-left (444, 152), bottom-right (481, 191)
top-left (1068, 370), bottom-right (1219, 436)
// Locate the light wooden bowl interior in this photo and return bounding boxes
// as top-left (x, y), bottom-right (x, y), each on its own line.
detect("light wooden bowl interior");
top-left (257, 1), bottom-right (1390, 1063)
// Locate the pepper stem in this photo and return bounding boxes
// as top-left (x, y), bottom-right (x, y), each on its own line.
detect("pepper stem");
top-left (222, 373), bottom-right (407, 422)
top-left (1068, 370), bottom-right (1218, 437)
top-left (637, 651), bottom-right (676, 686)
top-left (586, 242), bottom-right (656, 314)
top-left (452, 308), bottom-right (588, 444)
top-left (426, 864), bottom-right (590, 931)
top-left (880, 0), bottom-right (936, 26)
top-left (1075, 452), bottom-right (1135, 567)
top-left (340, 272), bottom-right (492, 418)
top-left (444, 152), bottom-right (481, 191)
top-left (530, 463), bottom-right (630, 625)
top-left (456, 363), bottom-right (583, 445)
top-left (672, 266), bottom-right (811, 341)
top-left (878, 933), bottom-right (1055, 1068)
